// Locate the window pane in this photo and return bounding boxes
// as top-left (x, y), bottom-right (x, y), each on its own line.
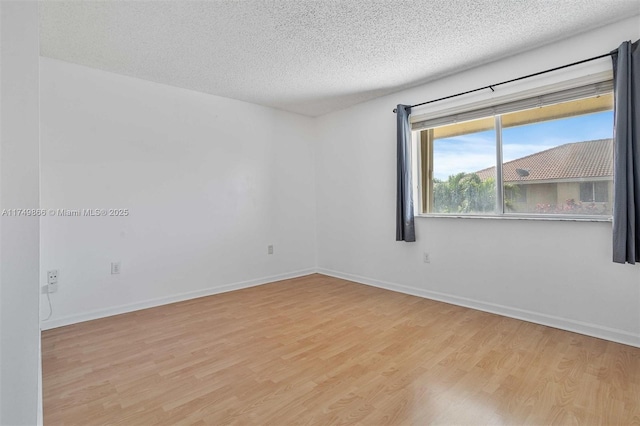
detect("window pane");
top-left (431, 117), bottom-right (496, 214)
top-left (505, 184), bottom-right (527, 203)
top-left (500, 95), bottom-right (613, 216)
top-left (580, 182), bottom-right (594, 202)
top-left (594, 181), bottom-right (609, 202)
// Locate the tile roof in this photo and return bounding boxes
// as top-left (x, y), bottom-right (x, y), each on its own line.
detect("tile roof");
top-left (475, 139), bottom-right (612, 182)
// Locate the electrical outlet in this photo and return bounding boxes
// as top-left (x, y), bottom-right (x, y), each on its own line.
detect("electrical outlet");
top-left (47, 283), bottom-right (58, 293)
top-left (423, 253), bottom-right (431, 263)
top-left (268, 245), bottom-right (274, 255)
top-left (47, 269), bottom-right (59, 285)
top-left (111, 262), bottom-right (121, 274)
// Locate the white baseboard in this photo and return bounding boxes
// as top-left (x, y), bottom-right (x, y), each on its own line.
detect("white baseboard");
top-left (41, 266), bottom-right (640, 349)
top-left (317, 268), bottom-right (640, 348)
top-left (40, 269), bottom-right (316, 330)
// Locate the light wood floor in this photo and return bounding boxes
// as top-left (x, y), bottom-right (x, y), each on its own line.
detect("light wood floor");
top-left (42, 274), bottom-right (640, 425)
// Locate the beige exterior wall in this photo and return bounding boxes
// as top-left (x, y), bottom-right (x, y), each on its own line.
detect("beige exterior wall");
top-left (507, 181), bottom-right (612, 214)
top-left (509, 183), bottom-right (557, 213)
top-left (557, 182), bottom-right (580, 205)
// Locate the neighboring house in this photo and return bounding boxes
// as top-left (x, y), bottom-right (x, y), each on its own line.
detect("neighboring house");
top-left (476, 139), bottom-right (613, 214)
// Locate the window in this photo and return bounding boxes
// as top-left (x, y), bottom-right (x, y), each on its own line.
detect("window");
top-left (414, 81), bottom-right (614, 218)
top-left (505, 184), bottom-right (527, 204)
top-left (580, 181), bottom-right (609, 202)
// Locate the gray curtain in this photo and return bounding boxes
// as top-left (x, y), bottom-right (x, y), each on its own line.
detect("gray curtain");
top-left (396, 104), bottom-right (416, 242)
top-left (612, 40), bottom-right (640, 264)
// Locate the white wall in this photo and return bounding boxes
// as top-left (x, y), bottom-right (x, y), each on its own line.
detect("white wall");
top-left (39, 58), bottom-right (317, 328)
top-left (315, 17), bottom-right (640, 347)
top-left (0, 1), bottom-right (41, 424)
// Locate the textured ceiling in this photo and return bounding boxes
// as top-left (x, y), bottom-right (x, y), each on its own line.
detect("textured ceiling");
top-left (39, 0), bottom-right (640, 117)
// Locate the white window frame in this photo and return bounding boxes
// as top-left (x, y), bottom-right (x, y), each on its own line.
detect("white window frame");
top-left (410, 69), bottom-right (614, 222)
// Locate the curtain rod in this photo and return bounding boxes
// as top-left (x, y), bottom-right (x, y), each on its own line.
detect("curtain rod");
top-left (393, 51), bottom-right (613, 113)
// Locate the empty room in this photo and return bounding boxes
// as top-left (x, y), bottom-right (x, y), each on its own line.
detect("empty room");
top-left (1, 0), bottom-right (640, 424)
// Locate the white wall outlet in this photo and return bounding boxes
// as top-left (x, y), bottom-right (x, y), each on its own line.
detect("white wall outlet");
top-left (45, 270), bottom-right (59, 293)
top-left (423, 253), bottom-right (431, 263)
top-left (111, 262), bottom-right (121, 274)
top-left (268, 245), bottom-right (274, 255)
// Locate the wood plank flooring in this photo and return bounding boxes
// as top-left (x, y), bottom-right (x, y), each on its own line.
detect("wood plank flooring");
top-left (42, 274), bottom-right (640, 425)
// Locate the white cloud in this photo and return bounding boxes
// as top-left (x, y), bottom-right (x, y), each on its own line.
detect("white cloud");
top-left (433, 152), bottom-right (495, 180)
top-left (433, 135), bottom-right (495, 180)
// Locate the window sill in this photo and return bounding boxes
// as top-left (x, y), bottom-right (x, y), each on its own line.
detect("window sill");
top-left (416, 213), bottom-right (612, 222)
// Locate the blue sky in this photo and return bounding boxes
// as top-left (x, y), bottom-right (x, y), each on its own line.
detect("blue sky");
top-left (432, 111), bottom-right (614, 180)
